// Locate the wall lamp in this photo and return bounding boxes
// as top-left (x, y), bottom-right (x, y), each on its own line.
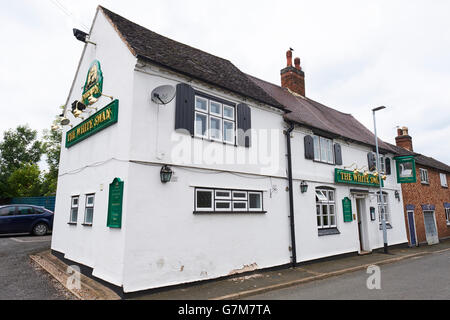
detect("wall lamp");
top-left (160, 165), bottom-right (173, 183)
top-left (395, 190), bottom-right (400, 201)
top-left (300, 181), bottom-right (309, 194)
top-left (73, 28), bottom-right (96, 45)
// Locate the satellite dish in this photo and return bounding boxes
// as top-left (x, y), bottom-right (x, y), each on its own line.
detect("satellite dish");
top-left (151, 85), bottom-right (176, 105)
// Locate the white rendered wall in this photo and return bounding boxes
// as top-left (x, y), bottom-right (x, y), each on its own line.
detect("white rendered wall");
top-left (51, 10), bottom-right (137, 286)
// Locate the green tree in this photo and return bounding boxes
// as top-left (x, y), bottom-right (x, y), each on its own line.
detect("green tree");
top-left (41, 118), bottom-right (62, 196)
top-left (0, 125), bottom-right (43, 197)
top-left (7, 163), bottom-right (42, 197)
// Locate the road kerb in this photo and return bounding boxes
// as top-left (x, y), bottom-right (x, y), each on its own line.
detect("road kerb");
top-left (211, 251), bottom-right (432, 300)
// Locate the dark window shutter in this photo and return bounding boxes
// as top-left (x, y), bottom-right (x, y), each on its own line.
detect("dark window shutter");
top-left (175, 83), bottom-right (195, 136)
top-left (304, 135), bottom-right (314, 160)
top-left (385, 157), bottom-right (391, 175)
top-left (334, 143), bottom-right (342, 165)
top-left (367, 152), bottom-right (377, 171)
top-left (237, 103), bottom-right (252, 147)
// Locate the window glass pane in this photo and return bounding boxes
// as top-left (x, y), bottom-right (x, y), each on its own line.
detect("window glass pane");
top-left (85, 208), bottom-right (94, 224)
top-left (249, 193), bottom-right (262, 210)
top-left (210, 117), bottom-right (222, 140)
top-left (315, 190), bottom-right (327, 202)
top-left (215, 201), bottom-right (231, 210)
top-left (223, 120), bottom-right (235, 144)
top-left (72, 197), bottom-right (79, 207)
top-left (322, 214), bottom-right (328, 227)
top-left (330, 215), bottom-right (336, 226)
top-left (70, 208), bottom-right (78, 222)
top-left (195, 113), bottom-right (208, 137)
top-left (223, 105), bottom-right (234, 119)
top-left (210, 101), bottom-right (222, 116)
top-left (215, 190), bottom-right (231, 199)
top-left (313, 136), bottom-right (320, 161)
top-left (17, 206), bottom-right (33, 215)
top-left (327, 140), bottom-right (333, 163)
top-left (320, 137), bottom-right (327, 161)
top-left (317, 216), bottom-right (322, 227)
top-left (316, 205), bottom-right (321, 216)
top-left (233, 191), bottom-right (247, 200)
top-left (87, 195), bottom-right (94, 206)
top-left (195, 96), bottom-right (208, 112)
top-left (233, 202), bottom-right (247, 210)
top-left (0, 207), bottom-right (14, 216)
top-left (197, 190), bottom-right (212, 209)
top-left (328, 191), bottom-right (334, 202)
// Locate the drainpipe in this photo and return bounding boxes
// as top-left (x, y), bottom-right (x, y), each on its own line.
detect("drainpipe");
top-left (285, 122), bottom-right (297, 268)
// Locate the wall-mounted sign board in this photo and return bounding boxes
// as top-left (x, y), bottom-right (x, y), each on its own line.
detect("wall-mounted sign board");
top-left (107, 178), bottom-right (124, 229)
top-left (394, 156), bottom-right (417, 183)
top-left (66, 99), bottom-right (119, 148)
top-left (335, 169), bottom-right (383, 187)
top-left (82, 60), bottom-right (103, 106)
top-left (342, 197), bottom-right (353, 222)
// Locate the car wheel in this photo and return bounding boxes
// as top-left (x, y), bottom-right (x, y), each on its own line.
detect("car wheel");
top-left (32, 223), bottom-right (48, 236)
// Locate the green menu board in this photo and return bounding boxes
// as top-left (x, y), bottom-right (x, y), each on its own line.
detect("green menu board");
top-left (107, 178), bottom-right (124, 228)
top-left (342, 197), bottom-right (353, 222)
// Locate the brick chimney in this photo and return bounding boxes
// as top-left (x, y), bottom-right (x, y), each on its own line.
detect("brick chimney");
top-left (395, 126), bottom-right (413, 151)
top-left (281, 49), bottom-right (305, 96)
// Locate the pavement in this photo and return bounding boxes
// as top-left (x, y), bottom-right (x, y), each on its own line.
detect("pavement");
top-left (0, 234), bottom-right (74, 300)
top-left (28, 238), bottom-right (450, 300)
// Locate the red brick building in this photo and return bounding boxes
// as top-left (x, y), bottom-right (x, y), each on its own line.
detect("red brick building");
top-left (390, 127), bottom-right (450, 246)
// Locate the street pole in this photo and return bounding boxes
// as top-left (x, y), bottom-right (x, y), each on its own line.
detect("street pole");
top-left (372, 106), bottom-right (388, 254)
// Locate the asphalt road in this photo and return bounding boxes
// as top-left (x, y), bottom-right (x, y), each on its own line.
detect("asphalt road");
top-left (0, 234), bottom-right (72, 300)
top-left (245, 250), bottom-right (450, 300)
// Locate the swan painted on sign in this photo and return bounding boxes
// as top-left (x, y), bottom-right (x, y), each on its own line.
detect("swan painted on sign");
top-left (399, 163), bottom-right (412, 177)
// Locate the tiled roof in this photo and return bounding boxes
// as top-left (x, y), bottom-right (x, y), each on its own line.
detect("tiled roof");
top-left (99, 6), bottom-right (285, 110)
top-left (247, 74), bottom-right (394, 152)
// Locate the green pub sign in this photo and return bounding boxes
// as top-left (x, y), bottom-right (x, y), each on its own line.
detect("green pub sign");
top-left (394, 156), bottom-right (417, 183)
top-left (335, 168), bottom-right (383, 187)
top-left (342, 197), bottom-right (353, 222)
top-left (107, 178), bottom-right (124, 229)
top-left (66, 99), bottom-right (119, 148)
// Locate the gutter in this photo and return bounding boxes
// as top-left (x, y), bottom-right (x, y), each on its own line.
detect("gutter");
top-left (285, 122), bottom-right (297, 268)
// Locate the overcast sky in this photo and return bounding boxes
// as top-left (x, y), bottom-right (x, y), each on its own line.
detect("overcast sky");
top-left (1, 0), bottom-right (449, 164)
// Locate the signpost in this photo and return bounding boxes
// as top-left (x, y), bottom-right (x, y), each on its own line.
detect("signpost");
top-left (107, 178), bottom-right (124, 229)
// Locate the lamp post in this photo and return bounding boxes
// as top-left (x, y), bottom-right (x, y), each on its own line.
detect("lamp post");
top-left (372, 106), bottom-right (388, 254)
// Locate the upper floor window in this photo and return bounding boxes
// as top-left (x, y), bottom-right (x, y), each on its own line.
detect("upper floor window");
top-left (420, 168), bottom-right (429, 184)
top-left (440, 173), bottom-right (448, 187)
top-left (377, 192), bottom-right (390, 224)
top-left (316, 188), bottom-right (336, 229)
top-left (194, 95), bottom-right (236, 144)
top-left (378, 155), bottom-right (386, 174)
top-left (313, 136), bottom-right (334, 164)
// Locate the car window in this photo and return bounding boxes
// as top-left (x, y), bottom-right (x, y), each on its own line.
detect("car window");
top-left (16, 206), bottom-right (35, 215)
top-left (0, 207), bottom-right (16, 216)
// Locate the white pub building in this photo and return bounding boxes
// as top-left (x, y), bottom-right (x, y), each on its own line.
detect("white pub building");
top-left (52, 6), bottom-right (408, 294)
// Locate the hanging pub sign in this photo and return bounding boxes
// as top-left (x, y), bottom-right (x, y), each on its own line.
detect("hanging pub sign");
top-left (394, 156), bottom-right (416, 183)
top-left (107, 178), bottom-right (124, 229)
top-left (335, 169), bottom-right (383, 187)
top-left (65, 99), bottom-right (119, 148)
top-left (82, 60), bottom-right (103, 105)
top-left (342, 197), bottom-right (353, 222)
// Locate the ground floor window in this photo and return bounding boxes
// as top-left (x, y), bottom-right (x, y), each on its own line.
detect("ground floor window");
top-left (316, 187), bottom-right (336, 229)
top-left (445, 207), bottom-right (450, 225)
top-left (83, 194), bottom-right (95, 225)
top-left (69, 196), bottom-right (79, 224)
top-left (195, 188), bottom-right (264, 213)
top-left (377, 192), bottom-right (390, 224)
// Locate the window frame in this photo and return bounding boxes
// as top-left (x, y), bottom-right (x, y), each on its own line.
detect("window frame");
top-left (69, 196), bottom-right (79, 224)
top-left (420, 168), bottom-right (429, 184)
top-left (194, 188), bottom-right (264, 214)
top-left (316, 188), bottom-right (337, 229)
top-left (377, 192), bottom-right (391, 224)
top-left (313, 135), bottom-right (334, 164)
top-left (83, 194), bottom-right (95, 226)
top-left (445, 207), bottom-right (450, 226)
top-left (440, 173), bottom-right (448, 187)
top-left (193, 93), bottom-right (236, 145)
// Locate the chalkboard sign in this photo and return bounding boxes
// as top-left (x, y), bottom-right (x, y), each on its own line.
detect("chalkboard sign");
top-left (107, 178), bottom-right (124, 228)
top-left (342, 197), bottom-right (353, 222)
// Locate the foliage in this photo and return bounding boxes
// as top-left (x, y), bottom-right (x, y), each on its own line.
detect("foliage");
top-left (6, 163), bottom-right (42, 197)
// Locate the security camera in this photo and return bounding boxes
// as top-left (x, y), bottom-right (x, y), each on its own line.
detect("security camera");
top-left (73, 28), bottom-right (96, 45)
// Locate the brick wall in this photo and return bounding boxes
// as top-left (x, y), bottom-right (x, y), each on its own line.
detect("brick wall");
top-left (401, 166), bottom-right (450, 244)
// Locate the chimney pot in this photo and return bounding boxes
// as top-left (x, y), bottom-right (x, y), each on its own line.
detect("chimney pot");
top-left (286, 50), bottom-right (293, 67)
top-left (294, 57), bottom-right (301, 71)
top-left (395, 126), bottom-right (413, 151)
